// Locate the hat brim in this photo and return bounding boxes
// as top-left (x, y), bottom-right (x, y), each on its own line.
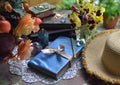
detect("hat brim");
top-left (82, 29), bottom-right (120, 84)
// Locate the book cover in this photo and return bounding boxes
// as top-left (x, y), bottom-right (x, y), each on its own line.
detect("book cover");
top-left (28, 36), bottom-right (84, 79)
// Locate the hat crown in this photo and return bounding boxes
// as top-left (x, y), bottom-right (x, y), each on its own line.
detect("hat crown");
top-left (102, 31), bottom-right (120, 76)
top-left (107, 32), bottom-right (120, 54)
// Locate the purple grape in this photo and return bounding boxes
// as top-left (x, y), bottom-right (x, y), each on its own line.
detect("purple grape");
top-left (31, 42), bottom-right (43, 56)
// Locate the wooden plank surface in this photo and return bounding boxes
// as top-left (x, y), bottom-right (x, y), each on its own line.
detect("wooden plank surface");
top-left (25, 0), bottom-right (62, 6)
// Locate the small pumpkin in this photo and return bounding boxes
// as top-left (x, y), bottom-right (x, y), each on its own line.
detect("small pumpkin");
top-left (0, 16), bottom-right (11, 33)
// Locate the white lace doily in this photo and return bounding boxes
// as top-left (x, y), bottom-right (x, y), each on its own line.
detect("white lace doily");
top-left (8, 59), bottom-right (82, 85)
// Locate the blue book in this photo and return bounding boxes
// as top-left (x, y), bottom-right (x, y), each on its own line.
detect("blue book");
top-left (28, 36), bottom-right (84, 79)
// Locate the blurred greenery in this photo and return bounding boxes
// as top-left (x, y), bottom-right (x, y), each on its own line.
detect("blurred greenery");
top-left (56, 0), bottom-right (77, 10)
top-left (94, 0), bottom-right (120, 17)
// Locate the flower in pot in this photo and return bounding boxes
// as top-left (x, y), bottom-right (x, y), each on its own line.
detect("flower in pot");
top-left (98, 0), bottom-right (120, 29)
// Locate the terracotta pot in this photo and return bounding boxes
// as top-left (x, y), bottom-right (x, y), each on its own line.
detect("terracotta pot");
top-left (103, 16), bottom-right (119, 29)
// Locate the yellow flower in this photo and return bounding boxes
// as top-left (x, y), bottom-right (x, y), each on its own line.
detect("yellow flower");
top-left (68, 0), bottom-right (105, 41)
top-left (86, 13), bottom-right (94, 21)
top-left (92, 6), bottom-right (99, 13)
top-left (76, 0), bottom-right (85, 6)
top-left (68, 12), bottom-right (81, 28)
top-left (69, 0), bottom-right (105, 30)
top-left (90, 0), bottom-right (93, 3)
top-left (100, 6), bottom-right (105, 14)
top-left (83, 3), bottom-right (92, 13)
top-left (77, 0), bottom-right (93, 6)
top-left (89, 24), bottom-right (97, 31)
top-left (95, 16), bottom-right (103, 23)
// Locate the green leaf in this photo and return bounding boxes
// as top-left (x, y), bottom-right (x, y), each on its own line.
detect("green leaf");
top-left (13, 8), bottom-right (25, 16)
top-left (10, 0), bottom-right (26, 16)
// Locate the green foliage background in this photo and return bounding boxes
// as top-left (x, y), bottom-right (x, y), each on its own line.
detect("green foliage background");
top-left (56, 0), bottom-right (77, 10)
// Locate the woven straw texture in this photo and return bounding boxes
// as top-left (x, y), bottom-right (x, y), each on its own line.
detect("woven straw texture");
top-left (82, 29), bottom-right (120, 84)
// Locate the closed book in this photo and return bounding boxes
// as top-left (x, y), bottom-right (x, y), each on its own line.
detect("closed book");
top-left (29, 3), bottom-right (55, 18)
top-left (28, 36), bottom-right (84, 79)
top-left (40, 10), bottom-right (73, 30)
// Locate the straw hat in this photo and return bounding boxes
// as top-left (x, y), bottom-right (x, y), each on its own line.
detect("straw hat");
top-left (82, 29), bottom-right (120, 84)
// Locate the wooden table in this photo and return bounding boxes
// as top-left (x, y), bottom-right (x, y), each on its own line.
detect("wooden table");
top-left (0, 59), bottom-right (116, 85)
top-left (0, 14), bottom-right (120, 85)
